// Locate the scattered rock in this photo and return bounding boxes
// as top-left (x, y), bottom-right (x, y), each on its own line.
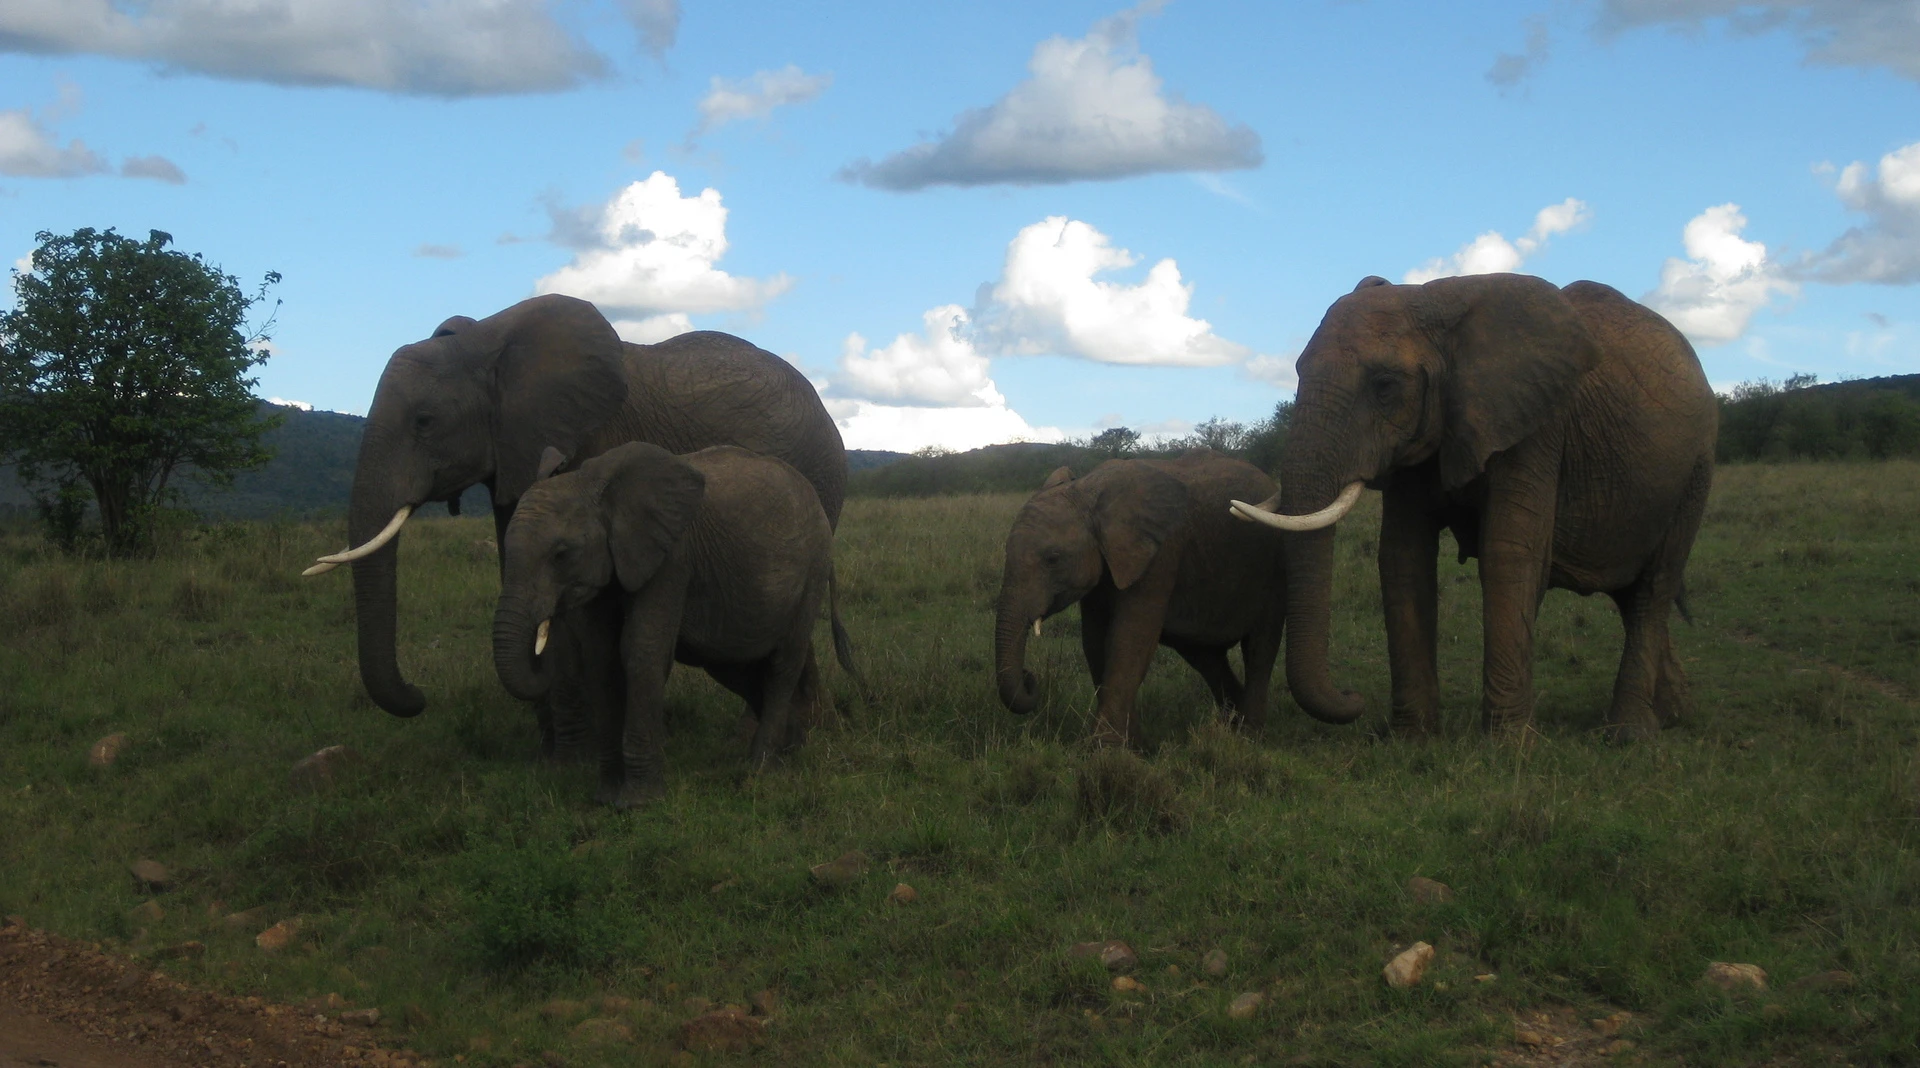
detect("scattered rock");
top-left (1515, 1029), bottom-right (1548, 1047)
top-left (1228, 992), bottom-right (1264, 1020)
top-left (254, 918), bottom-right (302, 952)
top-left (888, 882), bottom-right (918, 905)
top-left (809, 851), bottom-right (870, 888)
top-left (130, 859), bottom-right (173, 892)
top-left (289, 745), bottom-right (357, 794)
top-left (129, 899), bottom-right (165, 923)
top-left (1203, 948), bottom-right (1228, 978)
top-left (749, 989), bottom-right (778, 1017)
top-left (1408, 876), bottom-right (1454, 905)
top-left (1111, 976), bottom-right (1147, 994)
top-left (1702, 961), bottom-right (1768, 992)
top-left (538, 999), bottom-right (586, 1022)
top-left (1790, 969), bottom-right (1856, 992)
top-left (597, 995), bottom-right (633, 1015)
top-left (571, 1018), bottom-right (632, 1045)
top-left (223, 906), bottom-right (270, 931)
top-left (1591, 1011), bottom-right (1632, 1036)
top-left (89, 732), bottom-right (129, 768)
top-left (1070, 939), bottom-right (1138, 972)
top-left (1736, 737), bottom-right (1757, 750)
top-left (158, 940), bottom-right (205, 960)
top-left (1382, 942), bottom-right (1435, 989)
top-left (709, 877), bottom-right (739, 893)
top-left (3, 915), bottom-right (25, 931)
top-left (680, 996), bottom-right (714, 1015)
top-left (1474, 973), bottom-right (1497, 983)
top-left (678, 1008), bottom-right (765, 1054)
top-left (1605, 1039), bottom-right (1637, 1054)
top-left (342, 1008), bottom-right (382, 1027)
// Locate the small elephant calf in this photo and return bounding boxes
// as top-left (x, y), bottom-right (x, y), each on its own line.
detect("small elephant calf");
top-left (493, 442), bottom-right (846, 807)
top-left (993, 449), bottom-right (1290, 747)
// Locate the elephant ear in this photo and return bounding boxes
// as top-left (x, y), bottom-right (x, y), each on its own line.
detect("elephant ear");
top-left (1040, 466), bottom-right (1074, 490)
top-left (1090, 463), bottom-right (1190, 590)
top-left (594, 444), bottom-right (707, 593)
top-left (490, 294), bottom-right (630, 508)
top-left (1414, 275), bottom-right (1600, 491)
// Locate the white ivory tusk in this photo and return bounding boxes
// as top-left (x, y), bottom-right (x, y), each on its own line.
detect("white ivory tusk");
top-left (535, 619), bottom-right (550, 657)
top-left (301, 560), bottom-right (341, 577)
top-left (1032, 619), bottom-right (1042, 638)
top-left (1228, 481), bottom-right (1364, 532)
top-left (307, 506), bottom-right (413, 571)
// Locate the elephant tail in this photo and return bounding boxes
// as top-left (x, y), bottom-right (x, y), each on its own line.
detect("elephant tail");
top-left (827, 565), bottom-right (868, 692)
top-left (1674, 579), bottom-right (1695, 625)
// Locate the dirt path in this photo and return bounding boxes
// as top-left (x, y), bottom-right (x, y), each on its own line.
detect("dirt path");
top-left (0, 919), bottom-right (421, 1068)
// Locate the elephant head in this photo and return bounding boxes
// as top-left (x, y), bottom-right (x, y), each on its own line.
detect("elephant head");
top-left (993, 462), bottom-right (1188, 715)
top-left (311, 294), bottom-right (629, 716)
top-left (492, 443), bottom-right (706, 703)
top-left (1235, 273), bottom-right (1599, 722)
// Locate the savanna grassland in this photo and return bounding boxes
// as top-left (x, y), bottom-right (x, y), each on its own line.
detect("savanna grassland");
top-left (1, 462), bottom-right (1917, 1066)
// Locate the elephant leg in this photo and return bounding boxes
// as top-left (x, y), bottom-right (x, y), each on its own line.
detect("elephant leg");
top-left (567, 592), bottom-right (625, 762)
top-left (540, 612), bottom-right (596, 763)
top-left (1381, 477), bottom-right (1443, 737)
top-left (605, 573), bottom-right (689, 809)
top-left (1169, 642), bottom-right (1243, 722)
top-left (1608, 459), bottom-right (1710, 741)
top-left (1236, 615), bottom-right (1282, 734)
top-left (749, 636), bottom-right (813, 771)
top-left (704, 664), bottom-right (764, 747)
top-left (1476, 436), bottom-right (1563, 737)
top-left (1091, 554), bottom-right (1180, 749)
top-left (783, 644), bottom-right (836, 751)
top-left (1079, 592), bottom-right (1112, 690)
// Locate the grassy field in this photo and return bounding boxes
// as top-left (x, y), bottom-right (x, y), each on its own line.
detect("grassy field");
top-left (2, 462), bottom-right (1917, 1065)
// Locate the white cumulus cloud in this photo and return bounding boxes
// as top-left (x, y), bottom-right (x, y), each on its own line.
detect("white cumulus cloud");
top-left (1404, 198), bottom-right (1591, 283)
top-left (1647, 203), bottom-right (1799, 345)
top-left (835, 305), bottom-right (1002, 408)
top-left (534, 170), bottom-right (792, 329)
top-left (690, 65), bottom-right (831, 141)
top-left (119, 154), bottom-right (185, 183)
top-left (1808, 139), bottom-right (1920, 284)
top-left (827, 398), bottom-right (1065, 454)
top-left (839, 0), bottom-right (1260, 190)
top-left (1243, 352), bottom-right (1300, 391)
top-left (976, 216), bottom-right (1249, 365)
top-left (1598, 0), bottom-right (1920, 84)
top-left (0, 0), bottom-right (681, 96)
top-left (0, 106), bottom-right (106, 178)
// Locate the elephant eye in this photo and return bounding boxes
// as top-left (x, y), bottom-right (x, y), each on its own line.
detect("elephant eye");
top-left (413, 412), bottom-right (435, 433)
top-left (1370, 372), bottom-right (1402, 405)
top-left (1041, 547), bottom-right (1064, 566)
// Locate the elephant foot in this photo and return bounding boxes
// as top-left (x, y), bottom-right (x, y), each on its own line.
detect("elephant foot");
top-left (1089, 724), bottom-right (1132, 750)
top-left (1482, 713), bottom-right (1536, 745)
top-left (1389, 712), bottom-right (1442, 741)
top-left (1653, 678), bottom-right (1692, 728)
top-left (544, 740), bottom-right (597, 765)
top-left (1604, 711), bottom-right (1661, 746)
top-left (607, 777), bottom-right (666, 810)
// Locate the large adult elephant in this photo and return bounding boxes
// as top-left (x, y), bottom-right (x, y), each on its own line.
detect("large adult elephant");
top-left (305, 294), bottom-right (848, 742)
top-left (1234, 273), bottom-right (1716, 742)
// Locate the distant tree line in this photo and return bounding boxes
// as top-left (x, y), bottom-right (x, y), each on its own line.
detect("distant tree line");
top-left (1717, 374), bottom-right (1920, 462)
top-left (849, 401), bottom-right (1294, 498)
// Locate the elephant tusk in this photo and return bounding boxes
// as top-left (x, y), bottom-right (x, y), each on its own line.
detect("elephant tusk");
top-left (306, 506), bottom-right (413, 572)
top-left (1032, 619), bottom-right (1042, 638)
top-left (1229, 482), bottom-right (1364, 532)
top-left (301, 560), bottom-right (341, 577)
top-left (535, 619), bottom-right (550, 657)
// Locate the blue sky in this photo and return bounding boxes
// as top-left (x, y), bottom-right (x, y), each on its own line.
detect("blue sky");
top-left (3, 0), bottom-right (1916, 451)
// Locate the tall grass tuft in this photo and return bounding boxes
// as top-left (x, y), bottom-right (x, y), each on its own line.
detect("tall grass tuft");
top-left (1074, 747), bottom-right (1186, 833)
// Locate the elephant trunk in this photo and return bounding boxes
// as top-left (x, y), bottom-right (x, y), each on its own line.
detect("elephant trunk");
top-left (1282, 526), bottom-right (1365, 723)
top-left (347, 474), bottom-right (425, 716)
top-left (492, 596), bottom-right (552, 702)
top-left (993, 588), bottom-right (1041, 715)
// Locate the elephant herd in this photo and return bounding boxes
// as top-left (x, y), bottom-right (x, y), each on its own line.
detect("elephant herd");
top-left (306, 272), bottom-right (1717, 805)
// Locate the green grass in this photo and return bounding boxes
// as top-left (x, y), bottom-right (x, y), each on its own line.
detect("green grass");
top-left (2, 463), bottom-right (1917, 1065)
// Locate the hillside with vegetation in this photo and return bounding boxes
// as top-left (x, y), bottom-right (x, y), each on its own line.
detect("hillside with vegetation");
top-left (1717, 374), bottom-right (1920, 462)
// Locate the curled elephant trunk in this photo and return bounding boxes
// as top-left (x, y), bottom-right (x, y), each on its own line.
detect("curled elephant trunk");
top-left (1283, 526), bottom-right (1366, 724)
top-left (993, 593), bottom-right (1041, 715)
top-left (493, 600), bottom-right (553, 702)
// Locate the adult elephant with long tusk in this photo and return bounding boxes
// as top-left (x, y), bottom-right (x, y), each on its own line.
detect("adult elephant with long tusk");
top-left (307, 294), bottom-right (849, 749)
top-left (1232, 273), bottom-right (1716, 743)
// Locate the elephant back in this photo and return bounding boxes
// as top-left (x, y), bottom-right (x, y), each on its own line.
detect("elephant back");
top-left (580, 331), bottom-right (848, 530)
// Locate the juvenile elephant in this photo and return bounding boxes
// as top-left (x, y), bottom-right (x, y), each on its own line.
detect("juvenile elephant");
top-left (994, 450), bottom-right (1315, 747)
top-left (301, 294), bottom-right (848, 758)
top-left (492, 443), bottom-right (843, 807)
top-left (1234, 273), bottom-right (1716, 742)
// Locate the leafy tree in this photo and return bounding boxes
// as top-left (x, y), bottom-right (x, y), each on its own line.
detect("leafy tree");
top-left (1090, 426), bottom-right (1141, 457)
top-left (0, 228), bottom-right (281, 553)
